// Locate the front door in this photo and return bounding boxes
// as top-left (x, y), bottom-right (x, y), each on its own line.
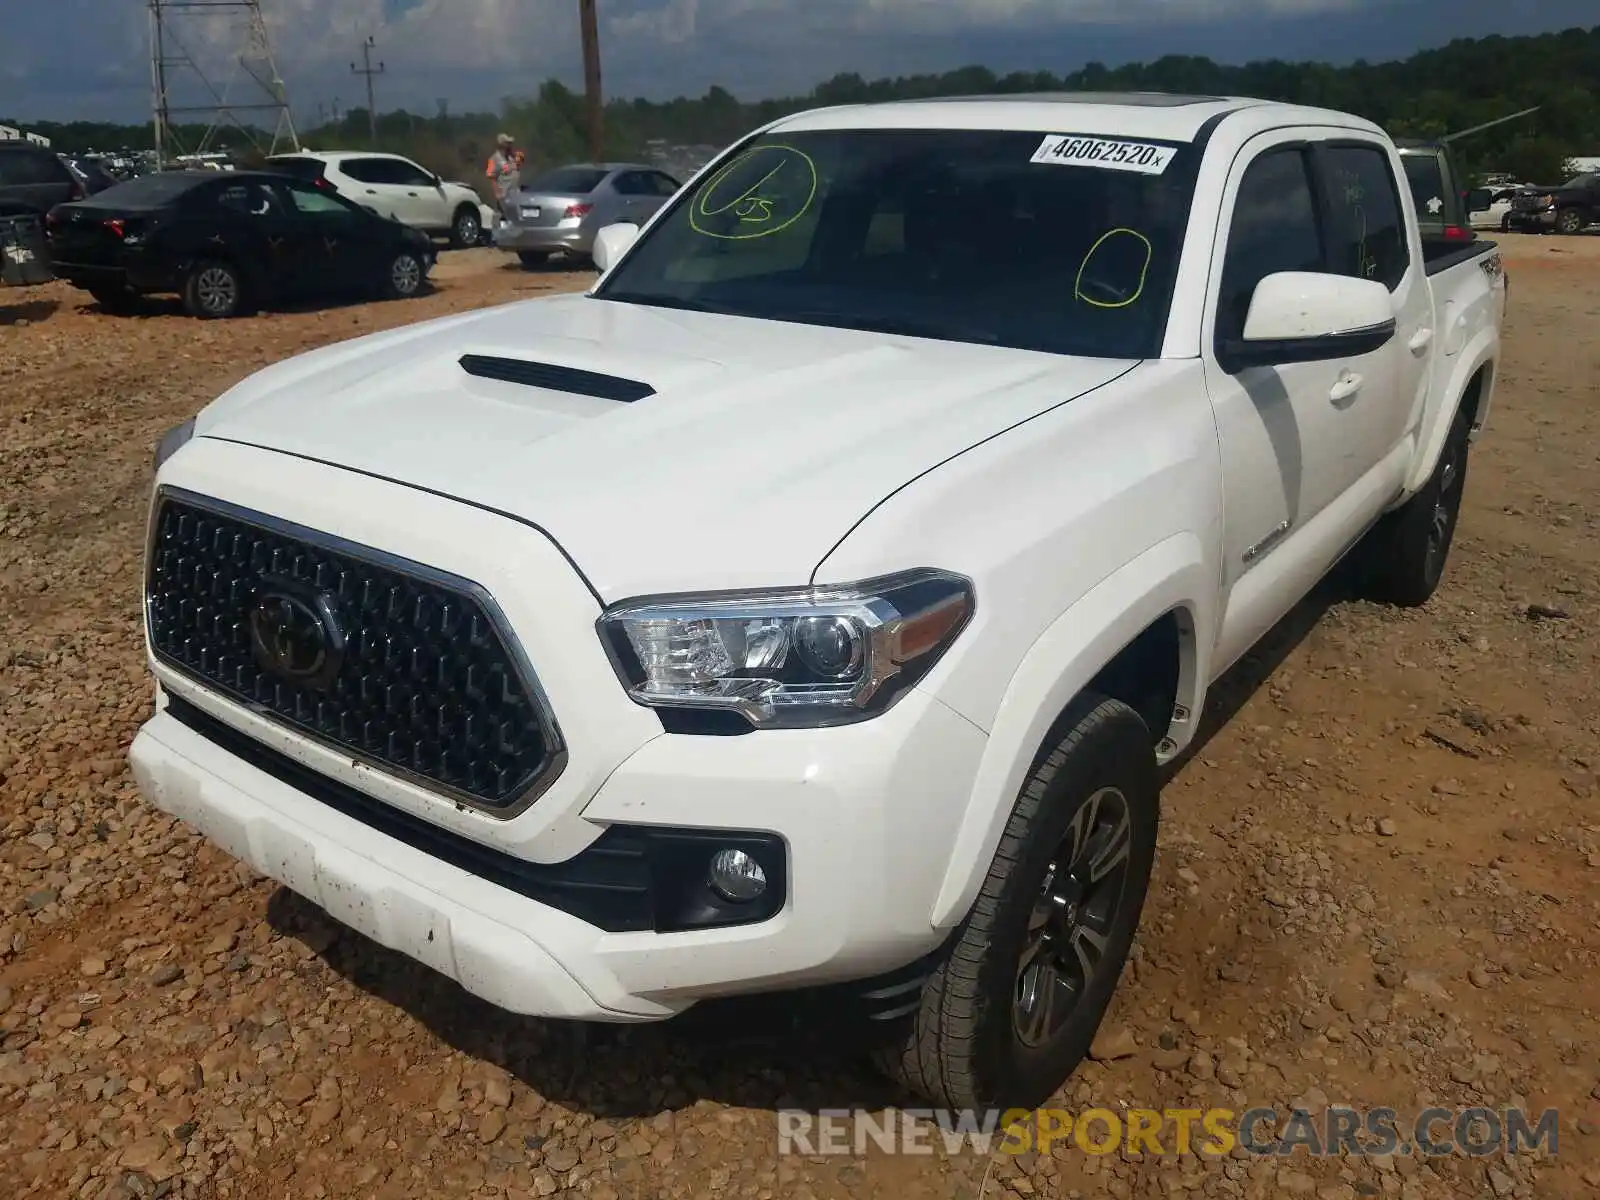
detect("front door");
top-left (278, 180), bottom-right (376, 298)
top-left (1204, 134), bottom-right (1411, 672)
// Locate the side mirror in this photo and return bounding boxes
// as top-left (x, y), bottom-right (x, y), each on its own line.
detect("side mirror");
top-left (1465, 188), bottom-right (1493, 213)
top-left (592, 222), bottom-right (640, 273)
top-left (1219, 271), bottom-right (1396, 374)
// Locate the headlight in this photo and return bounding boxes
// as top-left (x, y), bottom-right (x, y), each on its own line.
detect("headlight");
top-left (598, 568), bottom-right (974, 729)
top-left (153, 418), bottom-right (195, 472)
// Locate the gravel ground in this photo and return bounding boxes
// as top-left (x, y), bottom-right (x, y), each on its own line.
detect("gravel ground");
top-left (1, 236), bottom-right (1598, 1200)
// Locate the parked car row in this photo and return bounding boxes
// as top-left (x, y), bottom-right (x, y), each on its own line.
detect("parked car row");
top-left (42, 169), bottom-right (436, 317)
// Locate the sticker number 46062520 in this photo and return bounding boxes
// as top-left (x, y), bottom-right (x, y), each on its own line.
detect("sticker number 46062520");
top-left (1031, 134), bottom-right (1176, 175)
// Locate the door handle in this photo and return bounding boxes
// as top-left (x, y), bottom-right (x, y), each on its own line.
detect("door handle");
top-left (1408, 327), bottom-right (1434, 355)
top-left (1329, 372), bottom-right (1364, 403)
top-left (407, 192), bottom-right (419, 197)
top-left (365, 188), bottom-right (376, 194)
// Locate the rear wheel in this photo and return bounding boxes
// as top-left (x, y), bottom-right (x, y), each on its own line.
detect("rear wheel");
top-left (182, 259), bottom-right (246, 319)
top-left (1359, 393), bottom-right (1473, 607)
top-left (517, 250), bottom-right (549, 268)
top-left (876, 694), bottom-right (1159, 1110)
top-left (450, 205), bottom-right (481, 249)
top-left (1555, 207), bottom-right (1584, 235)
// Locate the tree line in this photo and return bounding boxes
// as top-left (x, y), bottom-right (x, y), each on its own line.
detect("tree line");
top-left (9, 25), bottom-right (1597, 187)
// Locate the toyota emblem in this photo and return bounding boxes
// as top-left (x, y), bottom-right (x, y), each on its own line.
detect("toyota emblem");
top-left (248, 587), bottom-right (344, 689)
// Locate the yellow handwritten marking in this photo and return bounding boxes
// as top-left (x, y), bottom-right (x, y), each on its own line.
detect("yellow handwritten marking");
top-left (690, 144), bottom-right (819, 241)
top-left (1073, 227), bottom-right (1153, 309)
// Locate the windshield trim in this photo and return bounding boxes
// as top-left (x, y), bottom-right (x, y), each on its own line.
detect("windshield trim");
top-left (592, 119), bottom-right (1218, 359)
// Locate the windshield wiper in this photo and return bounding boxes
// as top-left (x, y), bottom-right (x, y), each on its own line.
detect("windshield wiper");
top-left (598, 292), bottom-right (732, 315)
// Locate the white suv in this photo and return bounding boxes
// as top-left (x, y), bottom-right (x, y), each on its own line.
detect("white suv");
top-left (266, 150), bottom-right (494, 247)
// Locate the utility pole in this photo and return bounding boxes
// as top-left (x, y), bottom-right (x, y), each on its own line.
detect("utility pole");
top-left (579, 0), bottom-right (603, 160)
top-left (351, 36), bottom-right (385, 147)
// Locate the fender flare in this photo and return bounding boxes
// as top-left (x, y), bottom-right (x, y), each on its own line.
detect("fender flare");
top-left (928, 532), bottom-right (1214, 930)
top-left (1403, 332), bottom-right (1496, 495)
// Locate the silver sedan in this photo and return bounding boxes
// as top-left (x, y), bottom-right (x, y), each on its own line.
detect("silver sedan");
top-left (492, 163), bottom-right (681, 266)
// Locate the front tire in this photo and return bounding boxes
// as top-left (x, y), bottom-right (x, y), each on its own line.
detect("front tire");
top-left (1359, 392), bottom-right (1473, 607)
top-left (450, 205), bottom-right (481, 249)
top-left (382, 250), bottom-right (424, 300)
top-left (1555, 207), bottom-right (1584, 235)
top-left (877, 694), bottom-right (1159, 1111)
top-left (182, 259), bottom-right (247, 319)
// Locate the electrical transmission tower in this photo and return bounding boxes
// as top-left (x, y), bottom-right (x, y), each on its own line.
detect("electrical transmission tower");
top-left (148, 0), bottom-right (300, 168)
top-left (350, 36), bottom-right (385, 147)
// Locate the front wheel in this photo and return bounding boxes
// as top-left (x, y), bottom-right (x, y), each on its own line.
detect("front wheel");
top-left (1358, 394), bottom-right (1473, 607)
top-left (1555, 207), bottom-right (1585, 235)
top-left (877, 694), bottom-right (1159, 1111)
top-left (450, 205), bottom-right (481, 249)
top-left (382, 250), bottom-right (425, 300)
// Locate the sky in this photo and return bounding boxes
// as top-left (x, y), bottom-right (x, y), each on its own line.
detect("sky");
top-left (1, 0), bottom-right (1595, 125)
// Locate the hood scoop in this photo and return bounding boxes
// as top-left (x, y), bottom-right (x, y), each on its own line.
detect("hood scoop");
top-left (458, 354), bottom-right (656, 403)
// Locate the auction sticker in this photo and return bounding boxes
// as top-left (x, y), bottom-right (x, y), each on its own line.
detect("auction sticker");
top-left (1031, 134), bottom-right (1176, 175)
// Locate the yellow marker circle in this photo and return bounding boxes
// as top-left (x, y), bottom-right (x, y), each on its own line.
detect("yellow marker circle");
top-left (1074, 227), bottom-right (1153, 309)
top-left (690, 144), bottom-right (819, 240)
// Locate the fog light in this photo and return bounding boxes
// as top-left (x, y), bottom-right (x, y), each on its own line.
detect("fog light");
top-left (707, 848), bottom-right (767, 902)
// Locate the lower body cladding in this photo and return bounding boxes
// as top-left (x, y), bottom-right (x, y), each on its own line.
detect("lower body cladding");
top-left (130, 438), bottom-right (988, 1023)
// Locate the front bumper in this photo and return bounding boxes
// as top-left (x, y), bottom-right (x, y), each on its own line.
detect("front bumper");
top-left (129, 438), bottom-right (987, 1019)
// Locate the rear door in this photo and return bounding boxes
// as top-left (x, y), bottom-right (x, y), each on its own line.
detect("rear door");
top-left (205, 178), bottom-right (301, 295)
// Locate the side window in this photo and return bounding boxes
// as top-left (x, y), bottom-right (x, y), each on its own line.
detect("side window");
top-left (648, 172), bottom-right (681, 196)
top-left (286, 182), bottom-right (354, 217)
top-left (213, 181), bottom-right (279, 217)
top-left (1322, 145), bottom-right (1409, 290)
top-left (389, 159), bottom-right (436, 187)
top-left (1217, 148), bottom-right (1323, 342)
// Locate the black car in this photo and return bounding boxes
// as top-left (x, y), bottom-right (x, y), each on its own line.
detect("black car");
top-left (0, 141), bottom-right (84, 216)
top-left (44, 170), bottom-right (437, 317)
top-left (1506, 172), bottom-right (1599, 235)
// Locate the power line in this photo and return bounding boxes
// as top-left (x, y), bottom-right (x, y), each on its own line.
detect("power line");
top-left (351, 36), bottom-right (386, 147)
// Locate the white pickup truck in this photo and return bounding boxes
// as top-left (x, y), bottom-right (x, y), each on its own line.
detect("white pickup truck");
top-left (130, 92), bottom-right (1505, 1111)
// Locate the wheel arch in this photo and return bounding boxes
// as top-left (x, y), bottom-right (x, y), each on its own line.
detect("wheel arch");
top-left (1403, 338), bottom-right (1496, 496)
top-left (928, 533), bottom-right (1212, 930)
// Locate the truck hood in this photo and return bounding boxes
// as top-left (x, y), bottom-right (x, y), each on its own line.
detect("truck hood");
top-left (193, 293), bottom-right (1138, 602)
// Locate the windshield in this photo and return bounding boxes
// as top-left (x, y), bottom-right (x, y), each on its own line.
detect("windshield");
top-left (266, 156), bottom-right (327, 182)
top-left (593, 128), bottom-right (1201, 359)
top-left (527, 167), bottom-right (609, 194)
top-left (1566, 173), bottom-right (1598, 189)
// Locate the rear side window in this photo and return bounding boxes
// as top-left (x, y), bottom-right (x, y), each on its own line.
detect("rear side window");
top-left (1217, 148), bottom-right (1323, 341)
top-left (338, 157), bottom-right (396, 184)
top-left (526, 168), bottom-right (608, 195)
top-left (0, 148), bottom-right (71, 186)
top-left (1322, 145), bottom-right (1409, 290)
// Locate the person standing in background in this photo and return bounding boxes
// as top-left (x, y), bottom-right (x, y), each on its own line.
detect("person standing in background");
top-left (486, 133), bottom-right (525, 217)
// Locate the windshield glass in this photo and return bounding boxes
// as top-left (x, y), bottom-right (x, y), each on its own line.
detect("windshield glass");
top-left (593, 128), bottom-right (1201, 358)
top-left (1566, 173), bottom-right (1598, 189)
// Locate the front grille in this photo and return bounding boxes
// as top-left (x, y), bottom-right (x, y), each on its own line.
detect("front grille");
top-left (1511, 195), bottom-right (1541, 211)
top-left (145, 489), bottom-right (564, 813)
